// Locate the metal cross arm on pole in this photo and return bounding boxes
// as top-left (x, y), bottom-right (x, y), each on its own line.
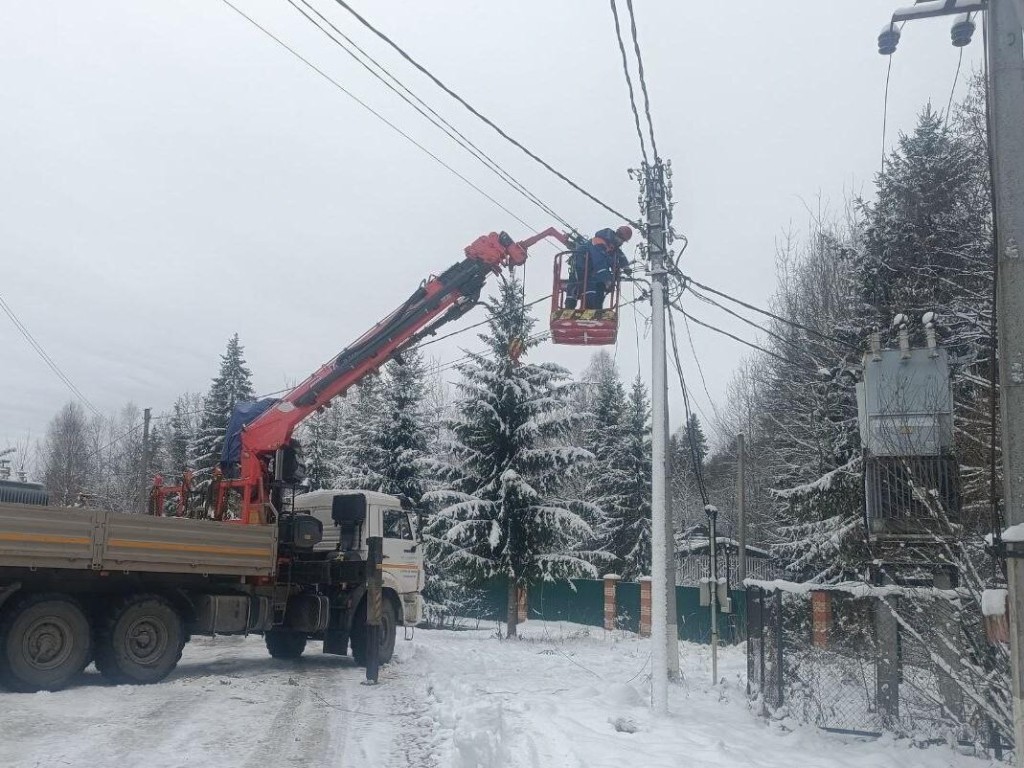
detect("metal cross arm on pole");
top-left (891, 0), bottom-right (986, 23)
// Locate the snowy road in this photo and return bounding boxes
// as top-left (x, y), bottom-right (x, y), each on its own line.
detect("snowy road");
top-left (0, 622), bottom-right (992, 767)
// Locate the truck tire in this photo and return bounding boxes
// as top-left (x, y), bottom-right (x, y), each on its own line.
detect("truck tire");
top-left (0, 593), bottom-right (91, 692)
top-left (95, 595), bottom-right (184, 685)
top-left (351, 596), bottom-right (397, 666)
top-left (265, 630), bottom-right (307, 659)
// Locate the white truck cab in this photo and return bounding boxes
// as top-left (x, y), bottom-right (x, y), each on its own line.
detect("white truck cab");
top-left (293, 489), bottom-right (424, 626)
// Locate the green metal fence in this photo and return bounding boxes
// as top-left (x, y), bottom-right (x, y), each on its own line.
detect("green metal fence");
top-left (452, 576), bottom-right (746, 644)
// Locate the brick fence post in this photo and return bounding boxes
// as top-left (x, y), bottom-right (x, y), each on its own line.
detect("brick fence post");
top-left (604, 574), bottom-right (621, 630)
top-left (811, 590), bottom-right (832, 648)
top-left (639, 576), bottom-right (652, 637)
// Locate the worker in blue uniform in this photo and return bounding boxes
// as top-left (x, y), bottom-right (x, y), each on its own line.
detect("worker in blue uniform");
top-left (565, 225), bottom-right (632, 310)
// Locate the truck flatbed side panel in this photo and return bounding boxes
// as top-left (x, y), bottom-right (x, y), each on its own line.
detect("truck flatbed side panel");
top-left (0, 503), bottom-right (96, 569)
top-left (100, 512), bottom-right (278, 577)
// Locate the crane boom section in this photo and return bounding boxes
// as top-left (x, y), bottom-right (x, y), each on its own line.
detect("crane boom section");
top-left (242, 258), bottom-right (491, 455)
top-left (231, 230), bottom-right (564, 524)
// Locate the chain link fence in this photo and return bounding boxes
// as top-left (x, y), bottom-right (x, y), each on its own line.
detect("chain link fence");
top-left (746, 582), bottom-right (1012, 758)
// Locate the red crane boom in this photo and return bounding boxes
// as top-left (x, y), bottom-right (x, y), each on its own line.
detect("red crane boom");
top-left (223, 228), bottom-right (569, 524)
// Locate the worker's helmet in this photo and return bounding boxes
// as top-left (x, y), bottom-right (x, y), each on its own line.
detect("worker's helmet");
top-left (616, 225), bottom-right (633, 243)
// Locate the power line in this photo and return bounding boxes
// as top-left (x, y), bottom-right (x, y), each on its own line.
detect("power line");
top-left (0, 293), bottom-right (100, 417)
top-left (679, 309), bottom-right (726, 428)
top-left (609, 0), bottom-right (649, 165)
top-left (678, 273), bottom-right (859, 351)
top-left (879, 22), bottom-right (905, 175)
top-left (623, 0), bottom-right (659, 160)
top-left (881, 53), bottom-right (893, 175)
top-left (666, 309), bottom-right (709, 506)
top-left (686, 286), bottom-right (818, 358)
top-left (945, 46), bottom-right (965, 126)
top-left (83, 423), bottom-right (144, 464)
top-left (416, 294), bottom-right (551, 349)
top-left (288, 0), bottom-right (576, 233)
top-left (327, 0), bottom-right (643, 229)
top-left (673, 306), bottom-right (792, 365)
top-left (217, 0), bottom-right (536, 229)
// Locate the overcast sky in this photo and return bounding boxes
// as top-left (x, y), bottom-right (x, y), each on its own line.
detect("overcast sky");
top-left (1, 0), bottom-right (984, 455)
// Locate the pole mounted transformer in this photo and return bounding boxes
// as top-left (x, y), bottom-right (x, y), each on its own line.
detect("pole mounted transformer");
top-left (875, 2), bottom-right (1024, 756)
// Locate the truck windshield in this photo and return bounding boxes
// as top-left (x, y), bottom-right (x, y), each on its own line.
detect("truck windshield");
top-left (383, 508), bottom-right (413, 540)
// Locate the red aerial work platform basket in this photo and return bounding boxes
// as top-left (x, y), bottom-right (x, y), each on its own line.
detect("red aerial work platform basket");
top-left (549, 252), bottom-right (620, 346)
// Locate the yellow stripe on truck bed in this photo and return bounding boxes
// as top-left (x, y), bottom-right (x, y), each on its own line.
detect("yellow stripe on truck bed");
top-left (0, 532), bottom-right (92, 546)
top-left (106, 539), bottom-right (271, 558)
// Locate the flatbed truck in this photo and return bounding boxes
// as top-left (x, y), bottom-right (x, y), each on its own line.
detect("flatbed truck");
top-left (0, 228), bottom-right (561, 692)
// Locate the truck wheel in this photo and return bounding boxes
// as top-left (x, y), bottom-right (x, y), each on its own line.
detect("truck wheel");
top-left (265, 630), bottom-right (307, 659)
top-left (95, 595), bottom-right (184, 685)
top-left (0, 593), bottom-right (91, 692)
top-left (351, 597), bottom-right (397, 666)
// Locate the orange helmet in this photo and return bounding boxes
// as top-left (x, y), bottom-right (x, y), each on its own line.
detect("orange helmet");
top-left (616, 225), bottom-right (633, 242)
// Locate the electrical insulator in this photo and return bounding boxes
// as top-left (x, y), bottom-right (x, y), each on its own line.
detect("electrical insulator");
top-left (878, 23), bottom-right (901, 55)
top-left (951, 14), bottom-right (975, 47)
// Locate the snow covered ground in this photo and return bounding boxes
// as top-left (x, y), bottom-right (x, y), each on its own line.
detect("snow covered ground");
top-left (0, 621), bottom-right (997, 767)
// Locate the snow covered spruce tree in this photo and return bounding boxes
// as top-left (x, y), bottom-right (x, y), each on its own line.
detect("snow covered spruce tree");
top-left (597, 375), bottom-right (653, 581)
top-left (332, 351), bottom-right (430, 502)
top-left (576, 351), bottom-right (628, 538)
top-left (300, 405), bottom-right (345, 492)
top-left (426, 275), bottom-right (598, 637)
top-left (333, 376), bottom-right (385, 491)
top-left (372, 350), bottom-right (430, 502)
top-left (192, 334), bottom-right (255, 482)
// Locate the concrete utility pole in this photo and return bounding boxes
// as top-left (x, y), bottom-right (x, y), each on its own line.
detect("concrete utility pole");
top-left (737, 433), bottom-right (747, 583)
top-left (140, 407), bottom-right (152, 514)
top-left (987, 0), bottom-right (1024, 757)
top-left (647, 160), bottom-right (670, 713)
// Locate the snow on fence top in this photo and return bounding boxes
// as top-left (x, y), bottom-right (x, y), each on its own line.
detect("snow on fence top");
top-left (744, 578), bottom-right (965, 601)
top-left (984, 523), bottom-right (1024, 546)
top-left (1002, 522), bottom-right (1024, 543)
top-left (982, 588), bottom-right (1008, 617)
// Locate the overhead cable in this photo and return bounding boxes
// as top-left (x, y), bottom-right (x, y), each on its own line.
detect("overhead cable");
top-left (686, 286), bottom-right (817, 357)
top-left (678, 309), bottom-right (726, 428)
top-left (609, 0), bottom-right (649, 165)
top-left (678, 273), bottom-right (859, 351)
top-left (417, 294), bottom-right (552, 349)
top-left (218, 0), bottom-right (536, 229)
top-left (623, 0), bottom-right (659, 159)
top-left (288, 0), bottom-right (576, 233)
top-left (0, 293), bottom-right (100, 416)
top-left (673, 306), bottom-right (792, 365)
top-left (328, 0), bottom-right (643, 229)
top-left (666, 308), bottom-right (710, 505)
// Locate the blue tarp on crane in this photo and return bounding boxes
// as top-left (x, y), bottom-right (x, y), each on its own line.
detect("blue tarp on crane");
top-left (219, 398), bottom-right (279, 472)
